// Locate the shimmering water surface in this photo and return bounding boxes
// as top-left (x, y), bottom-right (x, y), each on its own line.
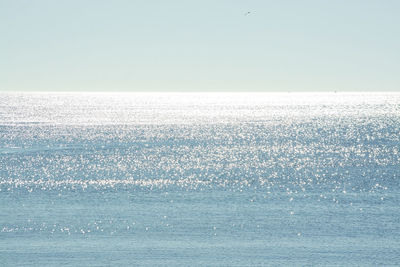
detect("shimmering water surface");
top-left (1, 92), bottom-right (399, 266)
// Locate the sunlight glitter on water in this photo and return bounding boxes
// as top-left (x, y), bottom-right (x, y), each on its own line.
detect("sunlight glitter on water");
top-left (1, 92), bottom-right (399, 125)
top-left (0, 92), bottom-right (399, 194)
top-left (0, 92), bottom-right (399, 266)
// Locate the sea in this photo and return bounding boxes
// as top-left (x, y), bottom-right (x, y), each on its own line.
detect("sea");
top-left (0, 92), bottom-right (399, 266)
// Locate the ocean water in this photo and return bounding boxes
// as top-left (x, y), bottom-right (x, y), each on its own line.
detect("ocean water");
top-left (0, 92), bottom-right (399, 266)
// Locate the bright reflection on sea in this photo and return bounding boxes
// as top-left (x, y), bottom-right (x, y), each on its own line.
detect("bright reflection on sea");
top-left (1, 92), bottom-right (399, 125)
top-left (0, 92), bottom-right (398, 193)
top-left (0, 92), bottom-right (399, 266)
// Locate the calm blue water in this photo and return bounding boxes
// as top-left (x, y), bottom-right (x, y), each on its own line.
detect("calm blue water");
top-left (1, 92), bottom-right (399, 266)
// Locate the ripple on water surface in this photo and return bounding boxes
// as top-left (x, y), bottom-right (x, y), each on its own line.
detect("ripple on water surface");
top-left (0, 92), bottom-right (399, 266)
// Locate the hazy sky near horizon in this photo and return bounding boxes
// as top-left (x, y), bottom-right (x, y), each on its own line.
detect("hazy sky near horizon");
top-left (1, 0), bottom-right (399, 92)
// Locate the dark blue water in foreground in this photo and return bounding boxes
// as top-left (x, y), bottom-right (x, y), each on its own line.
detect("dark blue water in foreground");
top-left (1, 93), bottom-right (399, 266)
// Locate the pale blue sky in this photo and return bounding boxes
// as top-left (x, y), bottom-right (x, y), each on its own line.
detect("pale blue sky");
top-left (1, 0), bottom-right (399, 91)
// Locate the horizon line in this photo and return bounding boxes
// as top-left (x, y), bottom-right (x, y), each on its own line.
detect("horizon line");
top-left (0, 91), bottom-right (400, 94)
top-left (1, 90), bottom-right (399, 94)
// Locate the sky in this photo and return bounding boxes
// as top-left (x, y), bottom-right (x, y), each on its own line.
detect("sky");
top-left (0, 0), bottom-right (399, 92)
